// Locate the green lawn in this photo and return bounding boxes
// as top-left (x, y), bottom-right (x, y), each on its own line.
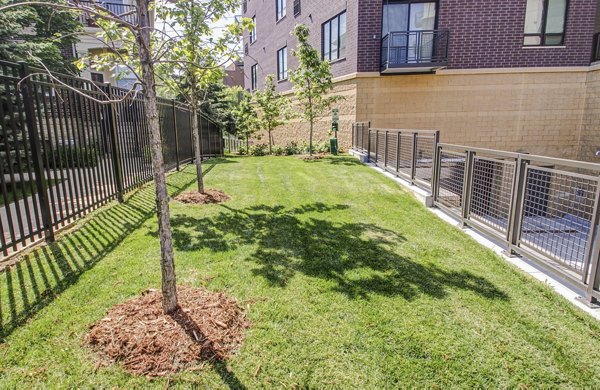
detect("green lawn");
top-left (2, 156), bottom-right (600, 388)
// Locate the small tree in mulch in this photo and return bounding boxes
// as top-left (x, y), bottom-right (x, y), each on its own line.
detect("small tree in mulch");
top-left (255, 74), bottom-right (292, 155)
top-left (1, 0), bottom-right (249, 374)
top-left (232, 89), bottom-right (261, 152)
top-left (159, 0), bottom-right (248, 203)
top-left (86, 286), bottom-right (250, 377)
top-left (289, 24), bottom-right (343, 157)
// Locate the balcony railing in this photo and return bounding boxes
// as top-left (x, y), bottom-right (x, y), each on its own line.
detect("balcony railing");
top-left (593, 32), bottom-right (600, 63)
top-left (79, 1), bottom-right (138, 26)
top-left (381, 29), bottom-right (450, 73)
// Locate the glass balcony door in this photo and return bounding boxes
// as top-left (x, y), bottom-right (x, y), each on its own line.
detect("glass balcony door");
top-left (382, 1), bottom-right (437, 64)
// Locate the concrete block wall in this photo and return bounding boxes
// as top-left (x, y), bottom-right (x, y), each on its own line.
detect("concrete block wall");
top-left (354, 69), bottom-right (593, 161)
top-left (579, 65), bottom-right (600, 161)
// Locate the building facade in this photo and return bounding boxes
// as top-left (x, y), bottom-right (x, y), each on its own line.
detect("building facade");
top-left (242, 0), bottom-right (600, 161)
top-left (74, 0), bottom-right (139, 88)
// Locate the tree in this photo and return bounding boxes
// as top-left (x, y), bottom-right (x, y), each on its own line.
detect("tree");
top-left (156, 0), bottom-right (247, 193)
top-left (199, 83), bottom-right (238, 135)
top-left (255, 74), bottom-right (291, 154)
top-left (0, 0), bottom-right (181, 314)
top-left (289, 24), bottom-right (343, 156)
top-left (232, 89), bottom-right (259, 152)
top-left (0, 0), bottom-right (82, 73)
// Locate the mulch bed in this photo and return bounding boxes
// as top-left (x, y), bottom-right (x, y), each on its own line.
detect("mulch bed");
top-left (86, 286), bottom-right (250, 377)
top-left (299, 154), bottom-right (325, 161)
top-left (173, 189), bottom-right (231, 205)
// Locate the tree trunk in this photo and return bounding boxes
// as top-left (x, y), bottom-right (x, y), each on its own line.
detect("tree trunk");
top-left (246, 135), bottom-right (249, 153)
top-left (136, 0), bottom-right (177, 314)
top-left (268, 128), bottom-right (272, 155)
top-left (190, 91), bottom-right (204, 193)
top-left (307, 80), bottom-right (313, 156)
top-left (309, 120), bottom-right (313, 157)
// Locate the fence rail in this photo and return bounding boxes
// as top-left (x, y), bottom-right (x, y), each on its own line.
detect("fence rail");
top-left (0, 60), bottom-right (223, 259)
top-left (352, 122), bottom-right (600, 303)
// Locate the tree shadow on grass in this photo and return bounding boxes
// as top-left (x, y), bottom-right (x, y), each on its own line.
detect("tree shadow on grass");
top-left (169, 203), bottom-right (508, 301)
top-left (0, 160), bottom-right (220, 341)
top-left (302, 156), bottom-right (363, 166)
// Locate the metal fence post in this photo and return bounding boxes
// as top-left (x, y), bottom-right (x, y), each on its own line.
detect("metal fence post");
top-left (367, 129), bottom-right (371, 162)
top-left (433, 144), bottom-right (442, 203)
top-left (18, 62), bottom-right (54, 242)
top-left (396, 131), bottom-right (401, 174)
top-left (384, 130), bottom-right (389, 168)
top-left (506, 156), bottom-right (528, 255)
top-left (461, 150), bottom-right (475, 225)
top-left (172, 100), bottom-right (180, 171)
top-left (411, 132), bottom-right (418, 184)
top-left (583, 182), bottom-right (600, 303)
top-left (431, 131), bottom-right (440, 196)
top-left (375, 130), bottom-right (379, 165)
top-left (104, 83), bottom-right (124, 202)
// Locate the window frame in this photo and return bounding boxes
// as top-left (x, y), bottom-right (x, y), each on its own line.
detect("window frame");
top-left (276, 0), bottom-right (286, 21)
top-left (250, 15), bottom-right (257, 43)
top-left (251, 64), bottom-right (258, 91)
top-left (523, 0), bottom-right (569, 46)
top-left (277, 46), bottom-right (288, 81)
top-left (321, 10), bottom-right (347, 62)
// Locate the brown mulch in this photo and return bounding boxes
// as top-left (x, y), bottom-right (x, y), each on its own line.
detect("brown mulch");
top-left (173, 189), bottom-right (231, 205)
top-left (85, 286), bottom-right (250, 377)
top-left (299, 154), bottom-right (325, 161)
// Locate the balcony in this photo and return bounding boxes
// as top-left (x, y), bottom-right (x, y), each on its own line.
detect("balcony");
top-left (380, 29), bottom-right (450, 74)
top-left (79, 1), bottom-right (138, 27)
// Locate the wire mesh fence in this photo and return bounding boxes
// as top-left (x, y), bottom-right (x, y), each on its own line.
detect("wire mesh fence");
top-left (351, 122), bottom-right (600, 303)
top-left (0, 60), bottom-right (225, 259)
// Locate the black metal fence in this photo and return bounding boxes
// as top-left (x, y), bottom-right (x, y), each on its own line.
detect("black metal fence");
top-left (352, 122), bottom-right (600, 303)
top-left (0, 60), bottom-right (223, 259)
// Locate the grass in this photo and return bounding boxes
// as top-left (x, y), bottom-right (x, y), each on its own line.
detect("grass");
top-left (2, 155), bottom-right (600, 387)
top-left (0, 179), bottom-right (61, 206)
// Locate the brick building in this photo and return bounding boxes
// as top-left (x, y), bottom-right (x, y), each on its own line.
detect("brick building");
top-left (242, 0), bottom-right (600, 161)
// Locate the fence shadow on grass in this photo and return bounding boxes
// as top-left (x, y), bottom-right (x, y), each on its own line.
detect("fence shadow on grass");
top-left (0, 160), bottom-right (226, 341)
top-left (169, 202), bottom-right (508, 301)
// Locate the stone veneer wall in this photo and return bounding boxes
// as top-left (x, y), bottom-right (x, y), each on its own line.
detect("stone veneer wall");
top-left (260, 67), bottom-right (600, 162)
top-left (579, 65), bottom-right (600, 161)
top-left (255, 81), bottom-right (357, 152)
top-left (355, 68), bottom-right (591, 160)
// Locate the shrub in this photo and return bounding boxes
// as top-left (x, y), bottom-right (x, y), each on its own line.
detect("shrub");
top-left (284, 141), bottom-right (301, 155)
top-left (315, 141), bottom-right (330, 154)
top-left (237, 147), bottom-right (247, 155)
top-left (250, 144), bottom-right (268, 156)
top-left (272, 145), bottom-right (284, 156)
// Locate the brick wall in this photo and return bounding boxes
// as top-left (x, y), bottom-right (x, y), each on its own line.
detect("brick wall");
top-left (439, 0), bottom-right (597, 69)
top-left (357, 0), bottom-right (598, 72)
top-left (242, 0), bottom-right (358, 92)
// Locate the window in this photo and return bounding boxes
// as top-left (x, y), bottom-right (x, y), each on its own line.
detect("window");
top-left (91, 72), bottom-right (104, 83)
top-left (524, 0), bottom-right (568, 46)
top-left (322, 11), bottom-right (346, 61)
top-left (250, 15), bottom-right (256, 43)
top-left (276, 0), bottom-right (286, 21)
top-left (251, 64), bottom-right (258, 90)
top-left (293, 0), bottom-right (301, 16)
top-left (277, 46), bottom-right (288, 80)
